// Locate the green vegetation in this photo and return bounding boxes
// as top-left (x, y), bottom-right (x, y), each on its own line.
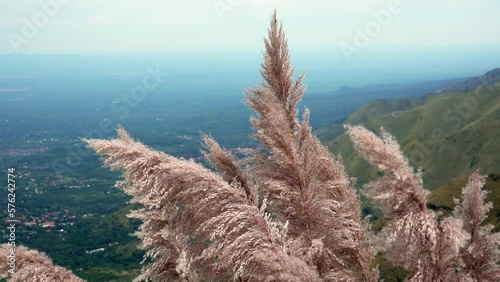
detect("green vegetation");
top-left (368, 172), bottom-right (500, 281)
top-left (428, 173), bottom-right (500, 231)
top-left (317, 69), bottom-right (500, 190)
top-left (1, 63), bottom-right (498, 280)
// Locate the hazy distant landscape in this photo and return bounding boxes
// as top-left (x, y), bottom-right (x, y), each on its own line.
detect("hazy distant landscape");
top-left (1, 0), bottom-right (500, 280)
top-left (1, 52), bottom-right (499, 280)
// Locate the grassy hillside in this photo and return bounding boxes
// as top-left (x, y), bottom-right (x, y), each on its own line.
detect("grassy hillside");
top-left (427, 172), bottom-right (500, 231)
top-left (317, 68), bottom-right (500, 190)
top-left (318, 69), bottom-right (500, 282)
top-left (314, 94), bottom-right (436, 146)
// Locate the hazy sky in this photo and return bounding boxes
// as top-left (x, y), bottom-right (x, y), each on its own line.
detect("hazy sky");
top-left (1, 0), bottom-right (499, 54)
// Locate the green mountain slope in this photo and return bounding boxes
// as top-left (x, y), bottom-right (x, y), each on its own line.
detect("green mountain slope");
top-left (314, 94), bottom-right (435, 142)
top-left (317, 69), bottom-right (500, 190)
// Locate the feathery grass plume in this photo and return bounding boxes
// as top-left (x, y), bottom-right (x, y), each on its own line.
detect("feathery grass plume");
top-left (345, 125), bottom-right (470, 281)
top-left (344, 125), bottom-right (432, 270)
top-left (83, 129), bottom-right (320, 282)
top-left (244, 11), bottom-right (378, 281)
top-left (201, 132), bottom-right (258, 206)
top-left (344, 125), bottom-right (427, 217)
top-left (0, 244), bottom-right (84, 282)
top-left (453, 171), bottom-right (500, 281)
top-left (408, 217), bottom-right (469, 282)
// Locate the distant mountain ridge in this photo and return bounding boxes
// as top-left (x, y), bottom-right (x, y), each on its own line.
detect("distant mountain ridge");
top-left (304, 78), bottom-right (463, 127)
top-left (317, 68), bottom-right (500, 189)
top-left (436, 68), bottom-right (500, 93)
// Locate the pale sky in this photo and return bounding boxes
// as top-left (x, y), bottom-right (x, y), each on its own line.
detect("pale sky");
top-left (1, 0), bottom-right (499, 54)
